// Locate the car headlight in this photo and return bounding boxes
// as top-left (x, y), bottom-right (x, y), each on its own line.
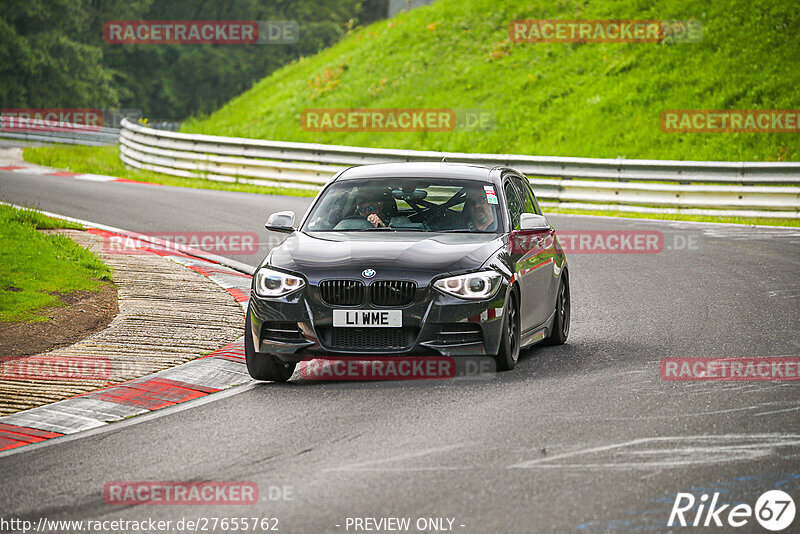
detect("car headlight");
top-left (254, 267), bottom-right (305, 298)
top-left (434, 270), bottom-right (502, 300)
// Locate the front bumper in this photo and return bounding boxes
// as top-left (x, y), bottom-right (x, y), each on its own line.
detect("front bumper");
top-left (247, 283), bottom-right (508, 363)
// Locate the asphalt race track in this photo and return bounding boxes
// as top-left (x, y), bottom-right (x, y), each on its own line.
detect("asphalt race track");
top-left (2, 169), bottom-right (799, 532)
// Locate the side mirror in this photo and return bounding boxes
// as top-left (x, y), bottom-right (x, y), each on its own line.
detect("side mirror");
top-left (265, 211), bottom-right (295, 233)
top-left (519, 213), bottom-right (550, 231)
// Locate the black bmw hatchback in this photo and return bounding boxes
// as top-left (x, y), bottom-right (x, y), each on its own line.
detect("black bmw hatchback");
top-left (245, 162), bottom-right (569, 381)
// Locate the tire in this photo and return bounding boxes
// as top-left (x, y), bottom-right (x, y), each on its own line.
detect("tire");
top-left (244, 314), bottom-right (296, 382)
top-left (494, 289), bottom-right (521, 371)
top-left (544, 275), bottom-right (570, 346)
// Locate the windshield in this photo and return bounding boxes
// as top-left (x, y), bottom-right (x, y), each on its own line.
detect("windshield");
top-left (303, 178), bottom-right (502, 233)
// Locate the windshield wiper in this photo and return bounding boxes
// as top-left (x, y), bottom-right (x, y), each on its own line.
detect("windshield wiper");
top-left (434, 229), bottom-right (493, 233)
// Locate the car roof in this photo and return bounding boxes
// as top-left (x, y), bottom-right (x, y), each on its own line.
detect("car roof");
top-left (334, 162), bottom-right (505, 182)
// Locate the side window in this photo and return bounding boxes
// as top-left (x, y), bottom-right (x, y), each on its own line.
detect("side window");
top-left (511, 176), bottom-right (537, 215)
top-left (524, 180), bottom-right (543, 215)
top-left (503, 181), bottom-right (523, 230)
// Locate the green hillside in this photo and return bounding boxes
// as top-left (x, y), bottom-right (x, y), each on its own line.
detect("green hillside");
top-left (182, 0), bottom-right (799, 161)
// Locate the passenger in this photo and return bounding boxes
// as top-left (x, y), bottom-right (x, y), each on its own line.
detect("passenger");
top-left (465, 189), bottom-right (498, 231)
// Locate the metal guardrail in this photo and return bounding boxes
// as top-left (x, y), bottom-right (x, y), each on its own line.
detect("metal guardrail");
top-left (118, 118), bottom-right (800, 218)
top-left (0, 117), bottom-right (120, 146)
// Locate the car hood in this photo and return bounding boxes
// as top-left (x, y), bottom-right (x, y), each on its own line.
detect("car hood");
top-left (266, 231), bottom-right (503, 282)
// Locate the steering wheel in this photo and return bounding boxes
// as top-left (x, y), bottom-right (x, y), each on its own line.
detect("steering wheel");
top-left (419, 192), bottom-right (467, 226)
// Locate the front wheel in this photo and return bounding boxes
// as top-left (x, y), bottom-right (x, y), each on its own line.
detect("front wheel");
top-left (244, 315), bottom-right (296, 382)
top-left (544, 275), bottom-right (570, 346)
top-left (494, 289), bottom-right (521, 371)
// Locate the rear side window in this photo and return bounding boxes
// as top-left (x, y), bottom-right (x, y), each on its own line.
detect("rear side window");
top-left (504, 181), bottom-right (523, 230)
top-left (525, 181), bottom-right (543, 215)
top-left (511, 175), bottom-right (542, 215)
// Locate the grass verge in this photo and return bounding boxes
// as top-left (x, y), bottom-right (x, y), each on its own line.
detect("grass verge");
top-left (22, 144), bottom-right (319, 198)
top-left (0, 204), bottom-right (113, 322)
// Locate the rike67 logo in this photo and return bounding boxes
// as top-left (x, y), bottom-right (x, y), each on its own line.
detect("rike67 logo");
top-left (669, 490), bottom-right (795, 530)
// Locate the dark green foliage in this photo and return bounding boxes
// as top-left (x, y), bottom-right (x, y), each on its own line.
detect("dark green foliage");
top-left (1, 0), bottom-right (379, 119)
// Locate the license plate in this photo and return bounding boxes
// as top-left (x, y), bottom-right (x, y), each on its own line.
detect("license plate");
top-left (333, 309), bottom-right (402, 327)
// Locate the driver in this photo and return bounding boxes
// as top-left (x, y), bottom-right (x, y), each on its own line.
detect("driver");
top-left (355, 196), bottom-right (388, 228)
top-left (465, 189), bottom-right (498, 231)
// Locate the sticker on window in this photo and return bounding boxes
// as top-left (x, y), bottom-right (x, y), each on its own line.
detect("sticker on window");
top-left (484, 185), bottom-right (499, 204)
